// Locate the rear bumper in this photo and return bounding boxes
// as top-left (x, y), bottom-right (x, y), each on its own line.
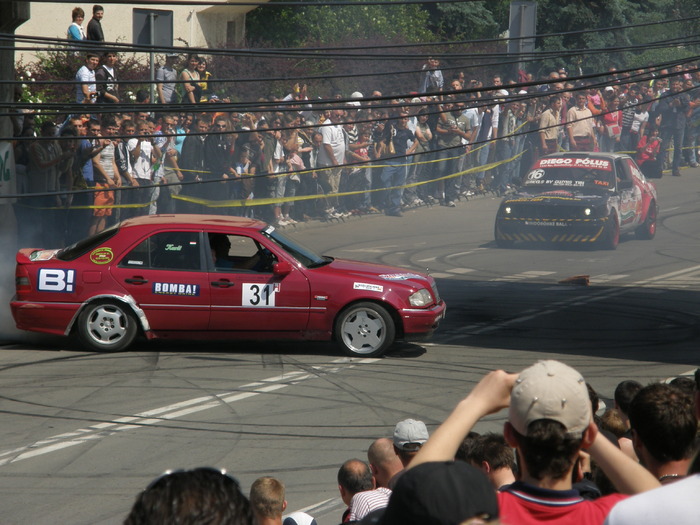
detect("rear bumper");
top-left (10, 299), bottom-right (78, 336)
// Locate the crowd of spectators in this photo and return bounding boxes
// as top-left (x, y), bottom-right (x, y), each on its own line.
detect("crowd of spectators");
top-left (120, 362), bottom-right (699, 525)
top-left (10, 22), bottom-right (700, 248)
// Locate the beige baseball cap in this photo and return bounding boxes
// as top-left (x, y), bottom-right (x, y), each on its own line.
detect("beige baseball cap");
top-left (509, 360), bottom-right (591, 436)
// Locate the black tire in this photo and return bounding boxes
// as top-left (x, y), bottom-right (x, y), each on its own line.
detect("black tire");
top-left (334, 302), bottom-right (395, 358)
top-left (77, 301), bottom-right (138, 352)
top-left (495, 237), bottom-right (515, 248)
top-left (494, 223), bottom-right (515, 248)
top-left (602, 211), bottom-right (620, 250)
top-left (635, 200), bottom-right (657, 240)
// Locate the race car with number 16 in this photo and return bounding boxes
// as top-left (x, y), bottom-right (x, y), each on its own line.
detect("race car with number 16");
top-left (494, 152), bottom-right (658, 250)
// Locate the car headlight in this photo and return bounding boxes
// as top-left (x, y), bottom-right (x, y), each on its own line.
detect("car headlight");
top-left (504, 206), bottom-right (512, 214)
top-left (409, 288), bottom-right (433, 307)
top-left (584, 208), bottom-right (592, 216)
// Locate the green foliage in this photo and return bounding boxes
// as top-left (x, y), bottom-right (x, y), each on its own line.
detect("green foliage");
top-left (532, 0), bottom-right (700, 77)
top-left (624, 0), bottom-right (700, 68)
top-left (433, 2), bottom-right (501, 41)
top-left (246, 0), bottom-right (433, 47)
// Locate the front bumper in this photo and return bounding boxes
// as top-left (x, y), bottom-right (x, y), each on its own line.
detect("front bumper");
top-left (400, 301), bottom-right (446, 338)
top-left (495, 216), bottom-right (608, 244)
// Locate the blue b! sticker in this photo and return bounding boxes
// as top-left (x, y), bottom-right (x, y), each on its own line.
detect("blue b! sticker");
top-left (153, 282), bottom-right (200, 296)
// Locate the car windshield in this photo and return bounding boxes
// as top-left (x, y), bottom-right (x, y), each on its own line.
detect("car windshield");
top-left (56, 224), bottom-right (119, 261)
top-left (261, 226), bottom-right (331, 268)
top-left (523, 159), bottom-right (616, 194)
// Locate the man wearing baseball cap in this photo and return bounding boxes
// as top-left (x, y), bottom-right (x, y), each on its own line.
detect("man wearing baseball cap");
top-left (385, 419), bottom-right (427, 487)
top-left (409, 360), bottom-right (660, 525)
top-left (393, 418), bottom-right (429, 465)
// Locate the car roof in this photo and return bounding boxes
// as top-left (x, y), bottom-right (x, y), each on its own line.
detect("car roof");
top-left (118, 214), bottom-right (268, 231)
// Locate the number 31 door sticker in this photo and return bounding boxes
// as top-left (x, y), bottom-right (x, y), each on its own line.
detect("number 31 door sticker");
top-left (242, 283), bottom-right (280, 306)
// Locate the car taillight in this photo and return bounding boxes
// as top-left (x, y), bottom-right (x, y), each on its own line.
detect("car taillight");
top-left (15, 266), bottom-right (31, 294)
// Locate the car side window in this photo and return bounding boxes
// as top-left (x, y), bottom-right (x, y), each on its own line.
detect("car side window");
top-left (616, 159), bottom-right (633, 181)
top-left (625, 158), bottom-right (644, 182)
top-left (207, 233), bottom-right (276, 273)
top-left (120, 231), bottom-right (202, 271)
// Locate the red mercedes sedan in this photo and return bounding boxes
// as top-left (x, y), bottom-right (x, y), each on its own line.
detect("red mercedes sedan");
top-left (11, 215), bottom-right (445, 357)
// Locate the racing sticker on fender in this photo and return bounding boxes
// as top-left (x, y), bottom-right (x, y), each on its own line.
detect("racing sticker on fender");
top-left (90, 247), bottom-right (114, 264)
top-left (354, 282), bottom-right (384, 292)
top-left (243, 283), bottom-right (279, 306)
top-left (153, 282), bottom-right (200, 296)
top-left (38, 269), bottom-right (76, 292)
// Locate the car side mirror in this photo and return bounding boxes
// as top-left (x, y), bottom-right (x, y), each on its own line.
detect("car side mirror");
top-left (273, 261), bottom-right (292, 276)
top-left (618, 179), bottom-right (633, 190)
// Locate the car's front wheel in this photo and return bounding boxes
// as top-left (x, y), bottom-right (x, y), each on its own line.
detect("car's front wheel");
top-left (494, 222), bottom-right (515, 248)
top-left (602, 211), bottom-right (620, 250)
top-left (77, 301), bottom-right (138, 352)
top-left (335, 302), bottom-right (395, 358)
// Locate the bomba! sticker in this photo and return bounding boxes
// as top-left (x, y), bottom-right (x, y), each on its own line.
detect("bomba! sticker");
top-left (38, 269), bottom-right (76, 292)
top-left (153, 282), bottom-right (200, 296)
top-left (354, 282), bottom-right (384, 292)
top-left (90, 247), bottom-right (114, 264)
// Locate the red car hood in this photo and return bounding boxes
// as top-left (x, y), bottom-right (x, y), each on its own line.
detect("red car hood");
top-left (320, 258), bottom-right (432, 287)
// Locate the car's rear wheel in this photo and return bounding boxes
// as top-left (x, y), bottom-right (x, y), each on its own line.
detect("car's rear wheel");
top-left (77, 301), bottom-right (138, 352)
top-left (335, 302), bottom-right (395, 358)
top-left (636, 200), bottom-right (657, 240)
top-left (602, 211), bottom-right (620, 250)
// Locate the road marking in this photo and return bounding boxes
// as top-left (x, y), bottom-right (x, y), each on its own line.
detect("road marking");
top-left (0, 358), bottom-right (379, 466)
top-left (346, 245), bottom-right (399, 253)
top-left (446, 250), bottom-right (483, 259)
top-left (590, 274), bottom-right (628, 283)
top-left (492, 270), bottom-right (556, 281)
top-left (448, 268), bottom-right (476, 274)
top-left (664, 368), bottom-right (697, 383)
top-left (290, 497), bottom-right (343, 517)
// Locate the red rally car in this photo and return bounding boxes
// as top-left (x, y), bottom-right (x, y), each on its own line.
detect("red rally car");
top-left (11, 215), bottom-right (445, 357)
top-left (495, 153), bottom-right (659, 249)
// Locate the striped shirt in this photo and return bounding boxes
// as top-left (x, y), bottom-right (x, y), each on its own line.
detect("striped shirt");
top-left (348, 487), bottom-right (392, 521)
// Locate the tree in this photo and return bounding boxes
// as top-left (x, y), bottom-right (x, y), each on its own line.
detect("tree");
top-left (246, 0), bottom-right (433, 47)
top-left (532, 0), bottom-right (700, 76)
top-left (430, 1), bottom-right (504, 41)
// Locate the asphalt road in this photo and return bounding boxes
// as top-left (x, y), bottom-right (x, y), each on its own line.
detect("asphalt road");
top-left (0, 169), bottom-right (698, 524)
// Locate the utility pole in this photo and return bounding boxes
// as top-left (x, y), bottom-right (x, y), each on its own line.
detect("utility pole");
top-left (0, 1), bottom-right (30, 256)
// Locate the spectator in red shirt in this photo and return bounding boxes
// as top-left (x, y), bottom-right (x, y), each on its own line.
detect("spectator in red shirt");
top-left (408, 360), bottom-right (660, 525)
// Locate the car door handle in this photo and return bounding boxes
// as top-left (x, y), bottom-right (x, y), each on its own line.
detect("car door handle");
top-left (211, 281), bottom-right (235, 288)
top-left (125, 278), bottom-right (148, 285)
